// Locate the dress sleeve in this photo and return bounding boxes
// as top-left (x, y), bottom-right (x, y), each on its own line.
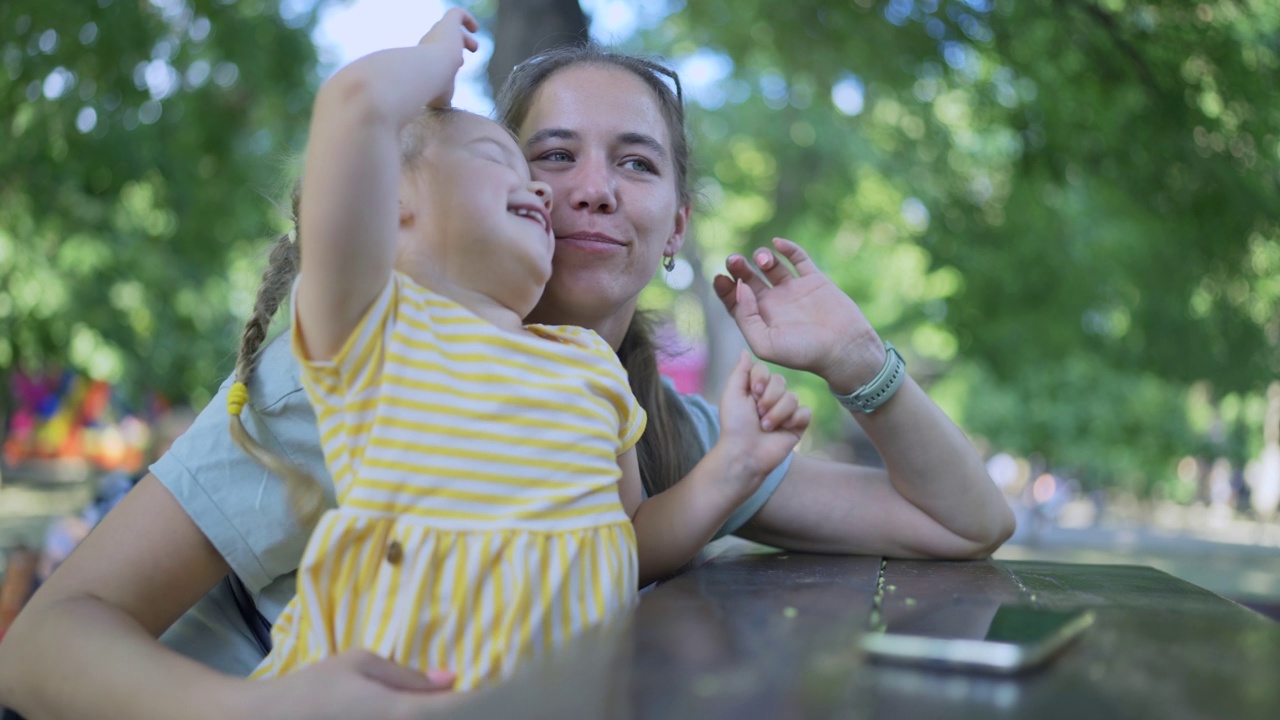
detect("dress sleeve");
top-left (574, 328), bottom-right (648, 454)
top-left (617, 387), bottom-right (648, 454)
top-left (294, 274), bottom-right (408, 489)
top-left (289, 273), bottom-right (400, 414)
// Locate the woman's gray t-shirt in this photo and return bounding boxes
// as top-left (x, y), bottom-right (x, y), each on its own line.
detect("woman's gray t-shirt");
top-left (152, 333), bottom-right (792, 675)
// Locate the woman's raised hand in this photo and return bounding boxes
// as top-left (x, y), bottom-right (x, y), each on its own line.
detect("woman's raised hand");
top-left (712, 237), bottom-right (888, 394)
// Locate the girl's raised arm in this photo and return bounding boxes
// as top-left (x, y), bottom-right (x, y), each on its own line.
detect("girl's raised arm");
top-left (294, 9), bottom-right (478, 361)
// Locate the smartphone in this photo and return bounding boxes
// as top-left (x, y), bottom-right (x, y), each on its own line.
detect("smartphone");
top-left (861, 598), bottom-right (1094, 674)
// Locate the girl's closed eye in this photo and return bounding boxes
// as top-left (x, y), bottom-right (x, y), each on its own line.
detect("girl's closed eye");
top-left (471, 142), bottom-right (512, 166)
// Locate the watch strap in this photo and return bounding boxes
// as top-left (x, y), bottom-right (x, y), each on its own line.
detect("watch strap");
top-left (832, 341), bottom-right (906, 414)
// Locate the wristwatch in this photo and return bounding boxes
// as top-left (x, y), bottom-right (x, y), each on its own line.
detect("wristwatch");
top-left (832, 341), bottom-right (906, 414)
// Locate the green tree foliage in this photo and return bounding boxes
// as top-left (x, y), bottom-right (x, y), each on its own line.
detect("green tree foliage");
top-left (645, 0), bottom-right (1279, 490)
top-left (6, 0), bottom-right (1276, 495)
top-left (0, 0), bottom-right (321, 409)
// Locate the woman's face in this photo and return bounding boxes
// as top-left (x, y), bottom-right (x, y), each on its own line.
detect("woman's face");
top-left (517, 64), bottom-right (689, 343)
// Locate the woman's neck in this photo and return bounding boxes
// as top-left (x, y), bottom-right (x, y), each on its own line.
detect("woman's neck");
top-left (527, 297), bottom-right (637, 351)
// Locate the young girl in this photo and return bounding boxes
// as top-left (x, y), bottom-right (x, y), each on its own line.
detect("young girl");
top-left (231, 10), bottom-right (810, 690)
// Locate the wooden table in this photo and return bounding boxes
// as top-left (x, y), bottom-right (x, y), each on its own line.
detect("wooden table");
top-left (450, 540), bottom-right (1280, 719)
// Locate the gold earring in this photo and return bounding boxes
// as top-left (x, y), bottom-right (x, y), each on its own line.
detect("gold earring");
top-left (663, 254), bottom-right (676, 272)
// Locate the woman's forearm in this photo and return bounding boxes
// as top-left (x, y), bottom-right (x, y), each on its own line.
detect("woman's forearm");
top-left (0, 595), bottom-right (243, 720)
top-left (853, 377), bottom-right (1015, 549)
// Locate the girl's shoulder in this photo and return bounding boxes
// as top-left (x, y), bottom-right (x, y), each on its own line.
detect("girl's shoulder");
top-left (524, 323), bottom-right (611, 353)
top-left (523, 324), bottom-right (629, 382)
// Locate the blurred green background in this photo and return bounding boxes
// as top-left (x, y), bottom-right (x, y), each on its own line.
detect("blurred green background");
top-left (2, 0), bottom-right (1278, 510)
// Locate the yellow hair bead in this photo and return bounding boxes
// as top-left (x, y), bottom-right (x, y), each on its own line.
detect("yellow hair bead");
top-left (227, 382), bottom-right (250, 417)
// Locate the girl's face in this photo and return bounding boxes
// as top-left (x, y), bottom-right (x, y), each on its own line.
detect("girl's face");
top-left (401, 114), bottom-right (554, 318)
top-left (517, 65), bottom-right (689, 344)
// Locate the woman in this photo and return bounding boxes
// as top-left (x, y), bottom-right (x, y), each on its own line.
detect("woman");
top-left (502, 46), bottom-right (1013, 561)
top-left (0, 40), bottom-right (1013, 720)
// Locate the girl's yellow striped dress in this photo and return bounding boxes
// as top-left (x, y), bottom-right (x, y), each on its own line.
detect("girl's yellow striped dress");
top-left (251, 272), bottom-right (645, 689)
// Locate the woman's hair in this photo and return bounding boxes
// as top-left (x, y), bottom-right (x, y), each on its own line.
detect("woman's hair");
top-left (617, 312), bottom-right (704, 497)
top-left (227, 108), bottom-right (463, 526)
top-left (496, 45), bottom-right (702, 497)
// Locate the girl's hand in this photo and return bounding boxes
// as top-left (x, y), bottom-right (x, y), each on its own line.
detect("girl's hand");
top-left (417, 8), bottom-right (480, 108)
top-left (717, 352), bottom-right (811, 486)
top-left (324, 8), bottom-right (479, 126)
top-left (297, 7), bottom-right (479, 360)
top-left (712, 237), bottom-right (887, 395)
top-left (747, 361), bottom-right (811, 434)
top-left (251, 650), bottom-right (461, 720)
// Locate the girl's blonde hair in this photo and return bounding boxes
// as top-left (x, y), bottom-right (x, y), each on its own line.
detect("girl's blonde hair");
top-left (225, 184), bottom-right (326, 526)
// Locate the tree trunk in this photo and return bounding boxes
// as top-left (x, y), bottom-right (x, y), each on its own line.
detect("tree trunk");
top-left (683, 235), bottom-right (748, 401)
top-left (487, 0), bottom-right (589, 97)
top-left (1251, 381), bottom-right (1280, 518)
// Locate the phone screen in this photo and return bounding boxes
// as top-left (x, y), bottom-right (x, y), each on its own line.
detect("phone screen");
top-left (864, 599), bottom-right (1093, 673)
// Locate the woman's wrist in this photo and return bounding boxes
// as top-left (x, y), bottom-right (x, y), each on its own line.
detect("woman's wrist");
top-left (822, 333), bottom-right (890, 396)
